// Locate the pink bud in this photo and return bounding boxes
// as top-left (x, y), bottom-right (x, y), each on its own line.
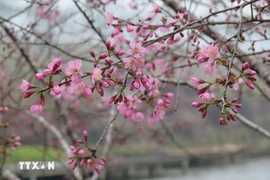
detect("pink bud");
top-left (35, 73), bottom-right (45, 80)
top-left (232, 107), bottom-right (238, 113)
top-left (190, 77), bottom-right (204, 86)
top-left (100, 80), bottom-right (109, 88)
top-left (24, 91), bottom-right (35, 98)
top-left (235, 104), bottom-right (242, 108)
top-left (105, 57), bottom-right (112, 64)
top-left (80, 159), bottom-right (86, 166)
top-left (14, 142), bottom-right (21, 147)
top-left (77, 139), bottom-right (83, 144)
top-left (87, 159), bottom-right (92, 164)
top-left (109, 44), bottom-right (116, 51)
top-left (201, 110), bottom-right (207, 118)
top-left (191, 102), bottom-right (202, 108)
top-left (68, 158), bottom-right (74, 165)
top-left (89, 50), bottom-right (95, 58)
top-left (241, 62), bottom-right (249, 71)
top-left (247, 76), bottom-right (257, 81)
top-left (98, 159), bottom-right (106, 166)
top-left (70, 146), bottom-right (75, 150)
top-left (245, 81), bottom-right (254, 89)
top-left (72, 162), bottom-right (77, 170)
top-left (105, 40), bottom-right (111, 50)
top-left (83, 130), bottom-right (88, 141)
top-left (116, 49), bottom-right (125, 56)
top-left (109, 95), bottom-right (117, 104)
top-left (245, 70), bottom-right (256, 76)
top-left (94, 165), bottom-right (100, 174)
top-left (106, 80), bottom-right (115, 86)
top-left (78, 149), bottom-right (85, 155)
top-left (164, 93), bottom-right (174, 101)
top-left (229, 114), bottom-right (236, 121)
top-left (99, 54), bottom-right (108, 59)
top-left (219, 117), bottom-right (226, 125)
top-left (126, 24), bottom-right (134, 32)
top-left (157, 99), bottom-right (164, 106)
top-left (232, 98), bottom-right (238, 103)
top-left (96, 84), bottom-right (104, 96)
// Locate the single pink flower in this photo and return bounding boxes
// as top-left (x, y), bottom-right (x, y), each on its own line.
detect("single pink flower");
top-left (199, 91), bottom-right (211, 102)
top-left (203, 63), bottom-right (216, 77)
top-left (131, 112), bottom-right (144, 122)
top-left (92, 67), bottom-right (103, 84)
top-left (106, 12), bottom-right (115, 25)
top-left (126, 42), bottom-right (146, 57)
top-left (65, 60), bottom-right (83, 77)
top-left (201, 44), bottom-right (220, 63)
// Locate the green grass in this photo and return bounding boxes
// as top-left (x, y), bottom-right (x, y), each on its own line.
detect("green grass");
top-left (2, 145), bottom-right (66, 165)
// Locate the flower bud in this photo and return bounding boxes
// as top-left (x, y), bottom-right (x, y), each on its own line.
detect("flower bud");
top-left (89, 50), bottom-right (95, 58)
top-left (83, 130), bottom-right (88, 141)
top-left (241, 62), bottom-right (249, 71)
top-left (245, 81), bottom-right (254, 89)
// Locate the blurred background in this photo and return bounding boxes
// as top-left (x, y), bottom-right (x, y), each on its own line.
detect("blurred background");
top-left (0, 0), bottom-right (270, 180)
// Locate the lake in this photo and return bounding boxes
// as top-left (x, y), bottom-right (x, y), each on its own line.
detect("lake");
top-left (143, 157), bottom-right (270, 180)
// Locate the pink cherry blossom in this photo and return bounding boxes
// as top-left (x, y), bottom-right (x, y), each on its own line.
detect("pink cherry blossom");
top-left (203, 63), bottom-right (216, 77)
top-left (123, 55), bottom-right (145, 70)
top-left (65, 60), bottom-right (83, 78)
top-left (199, 91), bottom-right (211, 102)
top-left (201, 44), bottom-right (220, 63)
top-left (126, 42), bottom-right (146, 57)
top-left (131, 112), bottom-right (144, 122)
top-left (106, 12), bottom-right (115, 25)
top-left (92, 67), bottom-right (103, 84)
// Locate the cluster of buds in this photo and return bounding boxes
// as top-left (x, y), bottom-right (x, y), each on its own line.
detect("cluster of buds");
top-left (0, 135), bottom-right (21, 154)
top-left (0, 106), bottom-right (8, 119)
top-left (219, 98), bottom-right (242, 125)
top-left (68, 130), bottom-right (106, 174)
top-left (35, 58), bottom-right (62, 81)
top-left (241, 62), bottom-right (256, 89)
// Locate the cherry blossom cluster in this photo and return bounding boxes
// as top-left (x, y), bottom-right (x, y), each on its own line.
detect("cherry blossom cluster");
top-left (0, 107), bottom-right (21, 153)
top-left (190, 60), bottom-right (256, 125)
top-left (20, 37), bottom-right (174, 125)
top-left (68, 130), bottom-right (106, 174)
top-left (36, 0), bottom-right (60, 24)
top-left (106, 5), bottom-right (189, 44)
top-left (0, 129), bottom-right (21, 154)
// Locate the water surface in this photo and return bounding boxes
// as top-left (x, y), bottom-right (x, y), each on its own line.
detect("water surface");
top-left (144, 157), bottom-right (270, 180)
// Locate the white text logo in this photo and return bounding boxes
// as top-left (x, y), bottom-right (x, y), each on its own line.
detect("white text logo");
top-left (19, 161), bottom-right (55, 170)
